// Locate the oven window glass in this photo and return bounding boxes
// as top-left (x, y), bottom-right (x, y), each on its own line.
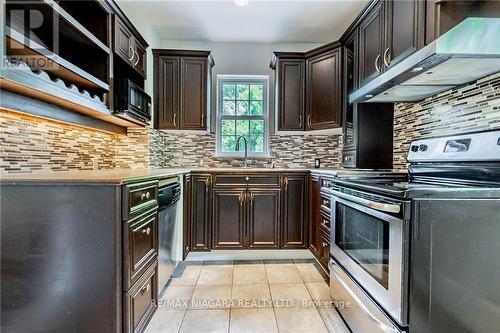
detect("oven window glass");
top-left (335, 203), bottom-right (389, 289)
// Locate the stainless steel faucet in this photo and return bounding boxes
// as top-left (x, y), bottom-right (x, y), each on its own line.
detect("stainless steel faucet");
top-left (235, 136), bottom-right (248, 168)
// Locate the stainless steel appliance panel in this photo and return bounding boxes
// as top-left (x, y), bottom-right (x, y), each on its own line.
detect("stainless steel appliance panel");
top-left (330, 189), bottom-right (409, 325)
top-left (329, 259), bottom-right (402, 333)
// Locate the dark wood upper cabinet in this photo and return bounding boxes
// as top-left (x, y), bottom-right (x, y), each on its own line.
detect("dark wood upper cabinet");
top-left (358, 0), bottom-right (385, 86)
top-left (384, 0), bottom-right (425, 69)
top-left (154, 56), bottom-right (179, 130)
top-left (308, 174), bottom-right (321, 257)
top-left (247, 188), bottom-right (281, 249)
top-left (113, 16), bottom-right (148, 78)
top-left (342, 28), bottom-right (358, 150)
top-left (212, 189), bottom-right (246, 249)
top-left (358, 0), bottom-right (425, 85)
top-left (281, 174), bottom-right (308, 248)
top-left (191, 174), bottom-right (212, 251)
top-left (153, 50), bottom-right (214, 131)
top-left (306, 47), bottom-right (342, 130)
top-left (272, 55), bottom-right (306, 131)
top-left (180, 57), bottom-right (208, 130)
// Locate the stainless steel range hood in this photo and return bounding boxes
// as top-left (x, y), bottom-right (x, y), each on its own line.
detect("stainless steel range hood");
top-left (350, 18), bottom-right (500, 103)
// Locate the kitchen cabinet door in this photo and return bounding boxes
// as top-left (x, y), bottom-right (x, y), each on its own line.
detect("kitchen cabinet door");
top-left (281, 174), bottom-right (308, 248)
top-left (114, 17), bottom-right (134, 66)
top-left (247, 188), bottom-right (280, 249)
top-left (308, 174), bottom-right (322, 257)
top-left (212, 189), bottom-right (246, 249)
top-left (306, 48), bottom-right (342, 130)
top-left (191, 174), bottom-right (211, 251)
top-left (154, 56), bottom-right (179, 129)
top-left (183, 174), bottom-right (192, 259)
top-left (358, 0), bottom-right (385, 86)
top-left (277, 59), bottom-right (305, 131)
top-left (180, 57), bottom-right (207, 130)
top-left (133, 40), bottom-right (147, 78)
top-left (384, 0), bottom-right (425, 69)
top-left (319, 231), bottom-right (330, 270)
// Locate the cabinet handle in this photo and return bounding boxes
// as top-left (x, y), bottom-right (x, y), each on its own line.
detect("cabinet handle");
top-left (141, 227), bottom-right (151, 235)
top-left (173, 113), bottom-right (177, 127)
top-left (239, 193), bottom-right (243, 206)
top-left (146, 192), bottom-right (151, 199)
top-left (383, 48), bottom-right (391, 68)
top-left (284, 177), bottom-right (289, 191)
top-left (201, 113), bottom-right (204, 125)
top-left (141, 283), bottom-right (150, 294)
top-left (134, 50), bottom-right (140, 66)
top-left (322, 242), bottom-right (328, 247)
top-left (299, 115), bottom-right (303, 128)
top-left (375, 54), bottom-right (381, 73)
top-left (307, 115), bottom-right (311, 127)
top-left (205, 178), bottom-right (209, 192)
top-left (129, 46), bottom-right (134, 61)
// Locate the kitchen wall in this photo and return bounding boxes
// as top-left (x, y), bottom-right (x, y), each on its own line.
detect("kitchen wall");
top-left (393, 72), bottom-right (500, 170)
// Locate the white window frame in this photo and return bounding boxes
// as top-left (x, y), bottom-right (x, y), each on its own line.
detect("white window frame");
top-left (216, 75), bottom-right (270, 157)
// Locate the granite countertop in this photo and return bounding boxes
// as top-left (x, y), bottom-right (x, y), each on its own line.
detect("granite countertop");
top-left (0, 167), bottom-right (348, 185)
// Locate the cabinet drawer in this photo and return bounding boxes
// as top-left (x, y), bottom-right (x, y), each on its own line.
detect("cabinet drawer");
top-left (342, 150), bottom-right (357, 168)
top-left (124, 208), bottom-right (158, 289)
top-left (321, 177), bottom-right (334, 189)
top-left (319, 210), bottom-right (331, 231)
top-left (213, 174), bottom-right (280, 187)
top-left (123, 180), bottom-right (158, 219)
top-left (124, 262), bottom-right (158, 333)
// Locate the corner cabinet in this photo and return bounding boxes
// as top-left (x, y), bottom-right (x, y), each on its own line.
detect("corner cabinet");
top-left (306, 46), bottom-right (342, 130)
top-left (153, 50), bottom-right (214, 131)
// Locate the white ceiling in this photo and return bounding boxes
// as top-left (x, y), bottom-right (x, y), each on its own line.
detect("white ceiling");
top-left (117, 0), bottom-right (370, 43)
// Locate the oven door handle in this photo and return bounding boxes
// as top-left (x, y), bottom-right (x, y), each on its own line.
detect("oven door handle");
top-left (331, 190), bottom-right (401, 214)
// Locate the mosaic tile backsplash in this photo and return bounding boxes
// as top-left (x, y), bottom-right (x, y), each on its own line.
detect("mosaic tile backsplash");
top-left (393, 72), bottom-right (500, 169)
top-left (1, 71), bottom-right (499, 173)
top-left (153, 132), bottom-right (343, 169)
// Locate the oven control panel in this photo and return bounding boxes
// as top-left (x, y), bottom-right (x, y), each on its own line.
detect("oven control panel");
top-left (408, 130), bottom-right (500, 162)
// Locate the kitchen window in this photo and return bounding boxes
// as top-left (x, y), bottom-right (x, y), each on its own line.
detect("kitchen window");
top-left (216, 75), bottom-right (269, 157)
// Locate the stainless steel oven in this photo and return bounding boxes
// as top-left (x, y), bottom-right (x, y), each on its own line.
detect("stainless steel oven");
top-left (328, 186), bottom-right (410, 327)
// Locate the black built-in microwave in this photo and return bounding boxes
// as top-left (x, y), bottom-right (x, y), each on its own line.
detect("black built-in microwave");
top-left (114, 79), bottom-right (151, 125)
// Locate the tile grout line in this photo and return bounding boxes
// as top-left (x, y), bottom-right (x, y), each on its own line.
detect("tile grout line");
top-left (264, 263), bottom-right (281, 333)
top-left (175, 261), bottom-right (205, 333)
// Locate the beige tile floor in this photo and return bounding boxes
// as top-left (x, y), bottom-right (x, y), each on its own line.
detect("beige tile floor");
top-left (146, 260), bottom-right (349, 333)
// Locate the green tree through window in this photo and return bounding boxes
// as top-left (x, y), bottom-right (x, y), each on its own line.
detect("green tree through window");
top-left (217, 76), bottom-right (268, 156)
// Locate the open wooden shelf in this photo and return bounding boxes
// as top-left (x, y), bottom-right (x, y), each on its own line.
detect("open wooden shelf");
top-left (6, 33), bottom-right (109, 92)
top-left (47, 0), bottom-right (111, 54)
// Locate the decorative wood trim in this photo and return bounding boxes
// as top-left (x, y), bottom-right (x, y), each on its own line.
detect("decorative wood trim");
top-left (0, 90), bottom-right (127, 134)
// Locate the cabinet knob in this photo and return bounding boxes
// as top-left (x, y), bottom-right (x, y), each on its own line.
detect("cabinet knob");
top-left (245, 176), bottom-right (249, 181)
top-left (141, 193), bottom-right (146, 200)
top-left (146, 192), bottom-right (151, 199)
top-left (322, 242), bottom-right (328, 247)
top-left (142, 227), bottom-right (151, 235)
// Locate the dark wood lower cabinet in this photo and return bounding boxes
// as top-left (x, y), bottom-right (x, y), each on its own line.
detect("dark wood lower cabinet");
top-left (309, 174), bottom-right (322, 256)
top-left (212, 189), bottom-right (246, 249)
top-left (191, 174), bottom-right (211, 251)
top-left (281, 174), bottom-right (308, 248)
top-left (183, 174), bottom-right (192, 259)
top-left (319, 231), bottom-right (330, 269)
top-left (248, 188), bottom-right (281, 249)
top-left (124, 261), bottom-right (158, 333)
